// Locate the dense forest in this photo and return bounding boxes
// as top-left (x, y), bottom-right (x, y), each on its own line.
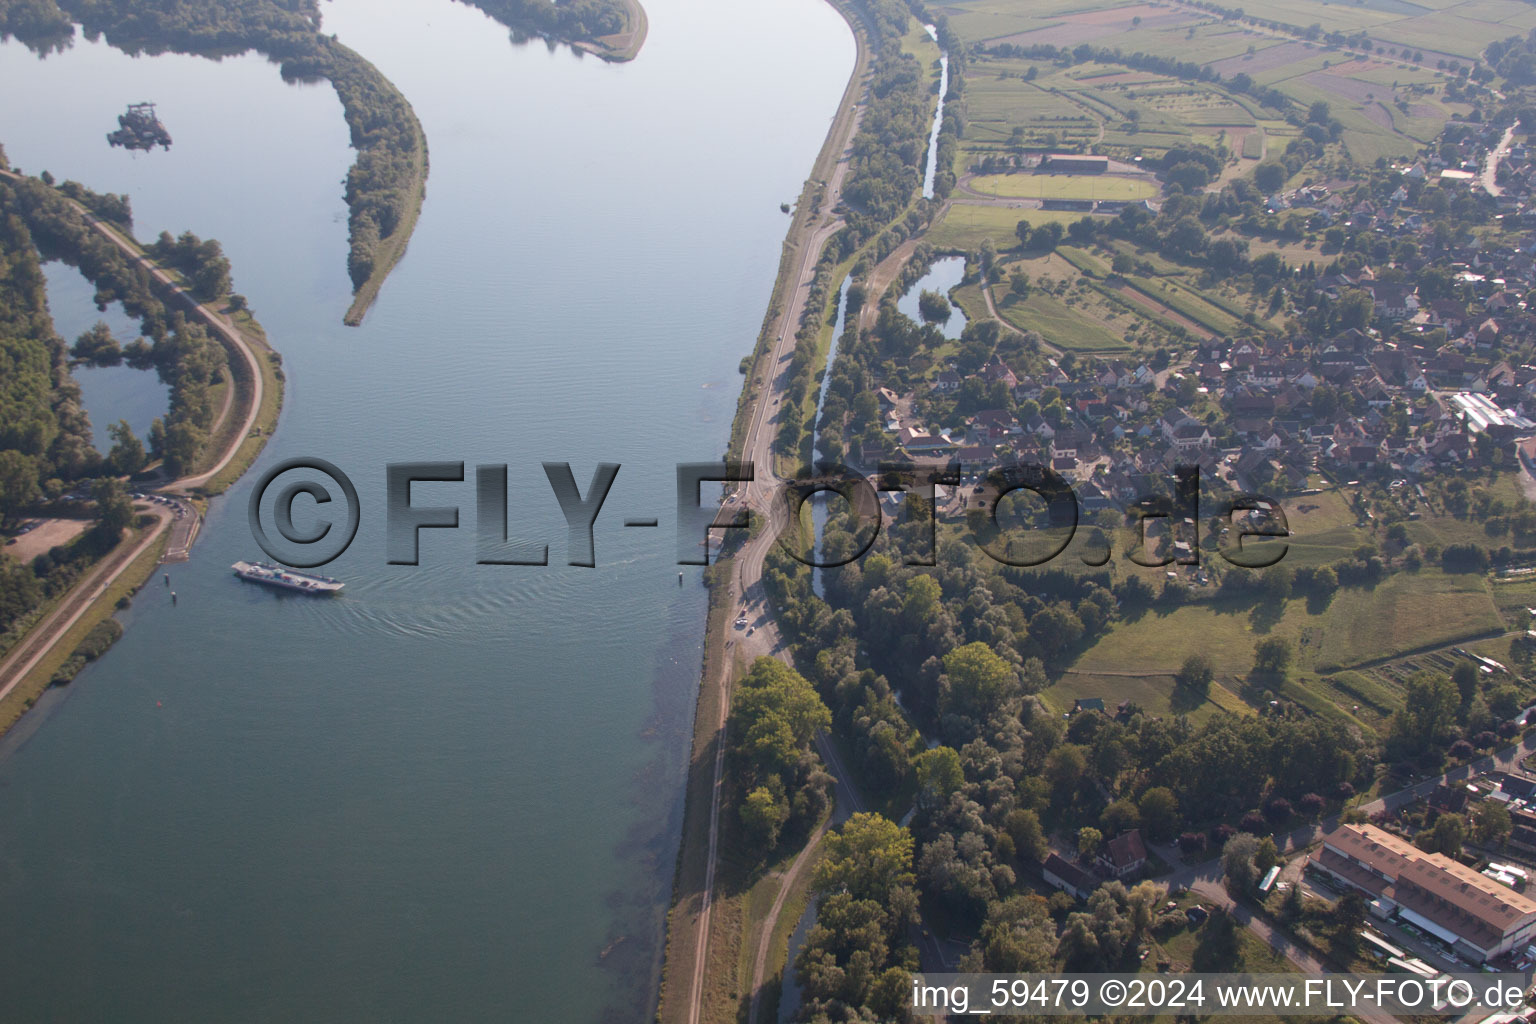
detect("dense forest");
top-left (0, 176), bottom-right (142, 642)
top-left (0, 0), bottom-right (428, 317)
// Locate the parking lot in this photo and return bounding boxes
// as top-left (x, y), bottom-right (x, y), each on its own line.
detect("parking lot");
top-left (4, 518), bottom-right (92, 562)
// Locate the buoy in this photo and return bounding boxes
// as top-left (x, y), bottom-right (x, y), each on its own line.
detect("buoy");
top-left (170, 591), bottom-right (177, 605)
top-left (156, 701), bottom-right (162, 707)
top-left (678, 572), bottom-right (684, 586)
top-left (163, 573), bottom-right (169, 586)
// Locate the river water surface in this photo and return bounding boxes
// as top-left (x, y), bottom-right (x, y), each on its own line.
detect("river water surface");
top-left (0, 0), bottom-right (852, 1019)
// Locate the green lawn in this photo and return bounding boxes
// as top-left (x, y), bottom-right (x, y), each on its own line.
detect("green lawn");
top-left (1041, 670), bottom-right (1249, 725)
top-left (926, 203), bottom-right (1082, 249)
top-left (997, 289), bottom-right (1133, 353)
top-left (1074, 569), bottom-right (1504, 680)
top-left (968, 173), bottom-right (1156, 201)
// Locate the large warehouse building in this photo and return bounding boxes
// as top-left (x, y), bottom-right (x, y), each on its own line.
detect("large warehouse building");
top-left (1309, 824), bottom-right (1536, 963)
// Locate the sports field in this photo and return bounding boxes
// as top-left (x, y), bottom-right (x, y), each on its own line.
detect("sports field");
top-left (968, 173), bottom-right (1157, 201)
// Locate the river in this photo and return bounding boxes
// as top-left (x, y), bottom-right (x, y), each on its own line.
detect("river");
top-left (920, 24), bottom-right (949, 200)
top-left (0, 0), bottom-right (853, 1020)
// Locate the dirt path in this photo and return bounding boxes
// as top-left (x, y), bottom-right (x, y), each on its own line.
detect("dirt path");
top-left (745, 816), bottom-right (829, 1024)
top-left (859, 237), bottom-right (922, 330)
top-left (0, 505), bottom-right (171, 710)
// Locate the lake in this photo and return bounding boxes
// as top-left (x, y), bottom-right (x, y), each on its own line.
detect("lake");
top-left (0, 0), bottom-right (853, 1019)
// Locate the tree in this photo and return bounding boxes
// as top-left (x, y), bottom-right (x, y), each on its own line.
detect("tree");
top-left (1336, 288), bottom-right (1374, 330)
top-left (1473, 801), bottom-right (1512, 846)
top-left (1139, 787), bottom-right (1179, 842)
top-left (91, 477), bottom-right (134, 548)
top-left (0, 449), bottom-right (39, 524)
top-left (1255, 837), bottom-right (1280, 874)
top-left (913, 746), bottom-right (964, 810)
top-left (1392, 672), bottom-right (1459, 752)
top-left (1419, 812), bottom-right (1467, 857)
top-left (1221, 833), bottom-right (1260, 895)
top-left (1005, 808), bottom-right (1049, 863)
top-left (730, 657), bottom-right (831, 780)
top-left (814, 813), bottom-right (917, 912)
top-left (106, 420), bottom-right (147, 476)
top-left (1078, 826), bottom-right (1103, 857)
top-left (1015, 220), bottom-right (1031, 248)
top-left (1452, 660), bottom-right (1480, 705)
top-left (1046, 744), bottom-right (1087, 805)
top-left (1175, 653), bottom-right (1213, 697)
top-left (1332, 890), bottom-right (1367, 953)
top-left (941, 642), bottom-right (1019, 721)
top-left (71, 321), bottom-right (122, 365)
top-left (1030, 221), bottom-right (1064, 251)
top-left (1102, 799), bottom-right (1141, 836)
top-left (147, 417), bottom-right (167, 461)
top-left (1165, 161), bottom-right (1211, 191)
top-left (1009, 270), bottom-right (1032, 301)
top-left (1253, 636), bottom-right (1291, 676)
top-left (741, 783), bottom-right (789, 849)
top-left (917, 289), bottom-right (951, 323)
top-left (1254, 161), bottom-right (1288, 193)
top-left (973, 893), bottom-right (1056, 971)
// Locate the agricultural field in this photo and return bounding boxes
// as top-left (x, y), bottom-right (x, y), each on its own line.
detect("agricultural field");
top-left (943, 0), bottom-right (1489, 169)
top-left (1067, 566), bottom-right (1506, 727)
top-left (995, 284), bottom-right (1137, 353)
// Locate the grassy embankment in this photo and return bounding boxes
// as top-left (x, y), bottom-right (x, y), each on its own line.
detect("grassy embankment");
top-left (0, 522), bottom-right (169, 735)
top-left (660, 0), bottom-right (875, 1019)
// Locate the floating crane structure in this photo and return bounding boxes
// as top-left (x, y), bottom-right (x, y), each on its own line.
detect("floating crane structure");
top-left (106, 102), bottom-right (172, 151)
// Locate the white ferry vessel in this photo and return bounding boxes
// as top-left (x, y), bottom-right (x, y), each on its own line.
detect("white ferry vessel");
top-left (231, 560), bottom-right (344, 595)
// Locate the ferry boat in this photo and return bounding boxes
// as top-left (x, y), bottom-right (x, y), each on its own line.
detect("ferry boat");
top-left (231, 560), bottom-right (344, 595)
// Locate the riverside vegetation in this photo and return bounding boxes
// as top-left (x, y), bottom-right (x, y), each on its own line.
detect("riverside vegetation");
top-left (0, 155), bottom-right (276, 723)
top-left (706, 0), bottom-right (1536, 1018)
